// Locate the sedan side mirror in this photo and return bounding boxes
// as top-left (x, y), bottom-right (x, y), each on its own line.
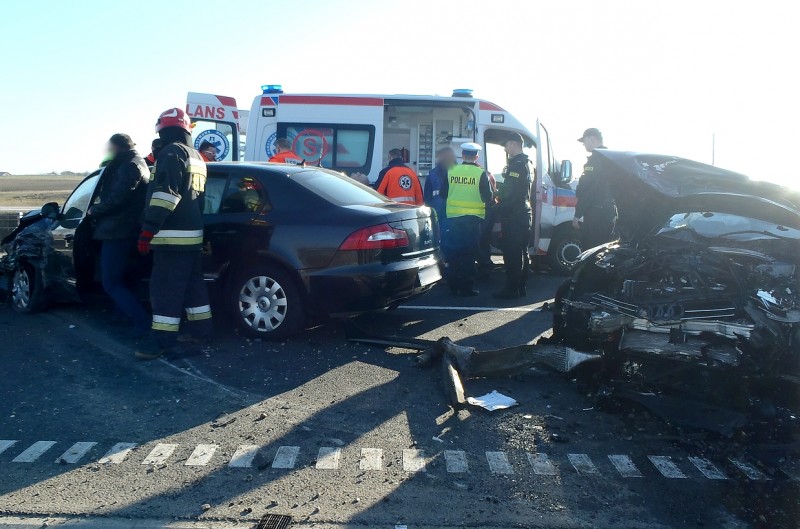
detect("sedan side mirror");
top-left (41, 202), bottom-right (60, 219)
top-left (559, 160), bottom-right (573, 183)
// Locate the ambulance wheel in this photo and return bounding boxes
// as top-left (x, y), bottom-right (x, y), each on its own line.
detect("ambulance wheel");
top-left (10, 263), bottom-right (47, 313)
top-left (229, 264), bottom-right (306, 339)
top-left (548, 229), bottom-right (583, 276)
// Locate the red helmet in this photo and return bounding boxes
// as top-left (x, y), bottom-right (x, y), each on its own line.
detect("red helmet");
top-left (155, 108), bottom-right (192, 133)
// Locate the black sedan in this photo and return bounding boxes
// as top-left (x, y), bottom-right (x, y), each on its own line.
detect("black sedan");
top-left (1, 163), bottom-right (441, 339)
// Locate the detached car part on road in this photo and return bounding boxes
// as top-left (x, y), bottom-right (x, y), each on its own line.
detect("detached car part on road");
top-left (1, 163), bottom-right (441, 339)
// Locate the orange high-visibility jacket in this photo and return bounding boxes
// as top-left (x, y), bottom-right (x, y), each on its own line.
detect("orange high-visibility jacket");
top-left (269, 151), bottom-right (302, 164)
top-left (377, 165), bottom-right (423, 205)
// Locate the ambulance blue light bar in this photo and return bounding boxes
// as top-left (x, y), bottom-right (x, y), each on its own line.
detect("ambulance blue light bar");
top-left (262, 84), bottom-right (284, 94)
top-left (452, 88), bottom-right (473, 98)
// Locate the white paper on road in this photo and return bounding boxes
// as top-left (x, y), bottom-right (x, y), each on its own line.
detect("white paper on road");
top-left (466, 390), bottom-right (518, 411)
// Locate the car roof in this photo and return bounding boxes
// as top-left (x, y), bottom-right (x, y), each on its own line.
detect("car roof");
top-left (207, 161), bottom-right (331, 176)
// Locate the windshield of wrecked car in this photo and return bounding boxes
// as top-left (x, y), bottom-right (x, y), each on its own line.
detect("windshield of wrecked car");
top-left (657, 212), bottom-right (800, 241)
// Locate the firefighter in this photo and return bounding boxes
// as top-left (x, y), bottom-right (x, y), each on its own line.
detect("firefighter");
top-left (572, 128), bottom-right (617, 249)
top-left (144, 138), bottom-right (162, 167)
top-left (269, 138), bottom-right (302, 164)
top-left (493, 132), bottom-right (532, 299)
top-left (376, 151), bottom-right (423, 206)
top-left (135, 108), bottom-right (212, 360)
top-left (441, 143), bottom-right (493, 296)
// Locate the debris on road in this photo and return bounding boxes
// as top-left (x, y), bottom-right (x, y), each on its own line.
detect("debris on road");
top-left (211, 414), bottom-right (237, 428)
top-left (466, 390), bottom-right (518, 411)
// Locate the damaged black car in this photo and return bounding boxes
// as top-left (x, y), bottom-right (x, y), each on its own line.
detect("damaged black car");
top-left (551, 151), bottom-right (800, 435)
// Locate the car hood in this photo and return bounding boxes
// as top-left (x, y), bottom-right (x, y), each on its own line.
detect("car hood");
top-left (596, 150), bottom-right (800, 240)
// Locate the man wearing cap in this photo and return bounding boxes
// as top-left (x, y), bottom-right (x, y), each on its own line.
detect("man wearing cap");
top-left (441, 142), bottom-right (493, 296)
top-left (86, 133), bottom-right (151, 337)
top-left (494, 132), bottom-right (533, 299)
top-left (572, 128), bottom-right (617, 250)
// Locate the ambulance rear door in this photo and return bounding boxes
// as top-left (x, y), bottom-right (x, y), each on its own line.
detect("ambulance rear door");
top-left (186, 92), bottom-right (241, 161)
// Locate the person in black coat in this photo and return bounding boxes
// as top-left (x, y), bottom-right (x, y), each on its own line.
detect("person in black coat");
top-left (87, 133), bottom-right (151, 335)
top-left (572, 128), bottom-right (617, 250)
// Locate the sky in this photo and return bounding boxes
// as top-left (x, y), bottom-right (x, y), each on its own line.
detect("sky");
top-left (0, 0), bottom-right (798, 186)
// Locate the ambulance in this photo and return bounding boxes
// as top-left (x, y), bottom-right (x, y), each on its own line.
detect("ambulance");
top-left (185, 87), bottom-right (583, 273)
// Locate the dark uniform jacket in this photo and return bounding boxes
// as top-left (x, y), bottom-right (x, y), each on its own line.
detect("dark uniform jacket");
top-left (575, 147), bottom-right (616, 220)
top-left (142, 142), bottom-right (207, 252)
top-left (497, 153), bottom-right (532, 219)
top-left (91, 150), bottom-right (150, 240)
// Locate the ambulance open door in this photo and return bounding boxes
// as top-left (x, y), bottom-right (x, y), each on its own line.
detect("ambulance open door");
top-left (186, 92), bottom-right (241, 161)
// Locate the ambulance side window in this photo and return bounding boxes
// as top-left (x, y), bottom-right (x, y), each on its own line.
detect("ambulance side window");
top-left (277, 123), bottom-right (374, 174)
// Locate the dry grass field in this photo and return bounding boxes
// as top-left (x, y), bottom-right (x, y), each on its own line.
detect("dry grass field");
top-left (0, 175), bottom-right (85, 209)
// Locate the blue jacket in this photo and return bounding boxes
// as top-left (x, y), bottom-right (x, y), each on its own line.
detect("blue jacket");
top-left (423, 164), bottom-right (447, 219)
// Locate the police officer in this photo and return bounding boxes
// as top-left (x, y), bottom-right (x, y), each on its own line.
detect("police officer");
top-left (493, 132), bottom-right (532, 299)
top-left (135, 108), bottom-right (212, 360)
top-left (441, 143), bottom-right (492, 296)
top-left (572, 128), bottom-right (617, 250)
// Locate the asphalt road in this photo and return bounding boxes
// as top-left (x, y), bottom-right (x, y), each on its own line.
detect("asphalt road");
top-left (0, 269), bottom-right (796, 529)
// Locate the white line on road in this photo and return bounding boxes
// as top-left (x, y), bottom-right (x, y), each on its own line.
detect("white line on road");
top-left (648, 456), bottom-right (687, 479)
top-left (360, 448), bottom-right (382, 471)
top-left (689, 457), bottom-right (728, 480)
top-left (608, 455), bottom-right (643, 478)
top-left (316, 447), bottom-right (341, 470)
top-left (142, 444), bottom-right (178, 465)
top-left (444, 450), bottom-right (468, 473)
top-left (402, 449), bottom-right (427, 472)
top-left (730, 458), bottom-right (769, 480)
top-left (399, 302), bottom-right (549, 313)
top-left (12, 441), bottom-right (56, 463)
top-left (56, 442), bottom-right (97, 464)
top-left (568, 453), bottom-right (600, 475)
top-left (98, 443), bottom-right (137, 464)
top-left (0, 440), bottom-right (18, 456)
top-left (228, 445), bottom-right (259, 468)
top-left (486, 451), bottom-right (514, 475)
top-left (186, 444), bottom-right (217, 466)
top-left (527, 453), bottom-right (558, 476)
top-left (272, 446), bottom-right (300, 469)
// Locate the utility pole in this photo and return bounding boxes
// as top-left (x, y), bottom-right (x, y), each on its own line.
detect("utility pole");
top-left (711, 133), bottom-right (716, 166)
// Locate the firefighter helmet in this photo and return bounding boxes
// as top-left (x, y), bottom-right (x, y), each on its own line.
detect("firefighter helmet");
top-left (155, 108), bottom-right (192, 133)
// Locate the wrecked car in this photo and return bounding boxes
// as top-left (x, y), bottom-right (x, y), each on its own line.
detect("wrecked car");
top-left (549, 151), bottom-right (800, 432)
top-left (1, 164), bottom-right (441, 339)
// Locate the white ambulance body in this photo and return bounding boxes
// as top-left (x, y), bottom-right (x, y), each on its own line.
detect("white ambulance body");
top-left (185, 89), bottom-right (582, 272)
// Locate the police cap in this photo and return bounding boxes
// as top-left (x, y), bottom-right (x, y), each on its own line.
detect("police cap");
top-left (460, 142), bottom-right (482, 156)
top-left (503, 132), bottom-right (525, 145)
top-left (577, 128), bottom-right (602, 142)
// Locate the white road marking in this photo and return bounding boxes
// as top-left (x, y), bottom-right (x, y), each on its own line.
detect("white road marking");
top-left (360, 448), bottom-right (383, 471)
top-left (399, 302), bottom-right (549, 313)
top-left (228, 445), bottom-right (259, 468)
top-left (0, 440), bottom-right (18, 456)
top-left (527, 453), bottom-right (558, 476)
top-left (141, 443), bottom-right (178, 465)
top-left (186, 444), bottom-right (217, 466)
top-left (402, 449), bottom-right (427, 472)
top-left (56, 442), bottom-right (97, 464)
top-left (486, 451), bottom-right (514, 475)
top-left (648, 456), bottom-right (687, 478)
top-left (12, 441), bottom-right (56, 463)
top-left (444, 450), bottom-right (468, 473)
top-left (98, 443), bottom-right (137, 464)
top-left (315, 447), bottom-right (341, 470)
top-left (608, 455), bottom-right (643, 478)
top-left (689, 457), bottom-right (728, 480)
top-left (568, 453), bottom-right (599, 475)
top-left (730, 458), bottom-right (769, 480)
top-left (272, 446), bottom-right (300, 469)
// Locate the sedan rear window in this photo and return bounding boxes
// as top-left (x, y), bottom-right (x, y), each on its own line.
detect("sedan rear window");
top-left (291, 169), bottom-right (390, 206)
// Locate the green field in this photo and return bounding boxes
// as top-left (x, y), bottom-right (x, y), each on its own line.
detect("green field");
top-left (0, 175), bottom-right (85, 209)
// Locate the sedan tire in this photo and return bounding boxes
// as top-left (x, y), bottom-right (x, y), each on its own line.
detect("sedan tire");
top-left (229, 264), bottom-right (306, 339)
top-left (10, 263), bottom-right (47, 313)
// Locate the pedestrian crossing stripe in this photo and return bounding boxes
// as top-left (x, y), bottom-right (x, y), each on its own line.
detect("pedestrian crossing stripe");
top-left (0, 439), bottom-right (781, 481)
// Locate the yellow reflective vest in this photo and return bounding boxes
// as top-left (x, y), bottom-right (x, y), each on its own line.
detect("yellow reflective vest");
top-left (446, 163), bottom-right (485, 219)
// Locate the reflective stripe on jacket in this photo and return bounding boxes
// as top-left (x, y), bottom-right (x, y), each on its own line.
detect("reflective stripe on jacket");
top-left (446, 164), bottom-right (486, 219)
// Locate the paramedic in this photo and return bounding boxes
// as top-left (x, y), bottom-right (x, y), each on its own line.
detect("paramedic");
top-left (269, 138), bottom-right (302, 164)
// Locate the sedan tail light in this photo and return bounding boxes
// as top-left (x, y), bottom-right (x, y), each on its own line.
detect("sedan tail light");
top-left (339, 223), bottom-right (409, 250)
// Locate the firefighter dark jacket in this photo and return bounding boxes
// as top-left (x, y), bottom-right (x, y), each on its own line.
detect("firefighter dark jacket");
top-left (91, 149), bottom-right (150, 240)
top-left (142, 138), bottom-right (207, 251)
